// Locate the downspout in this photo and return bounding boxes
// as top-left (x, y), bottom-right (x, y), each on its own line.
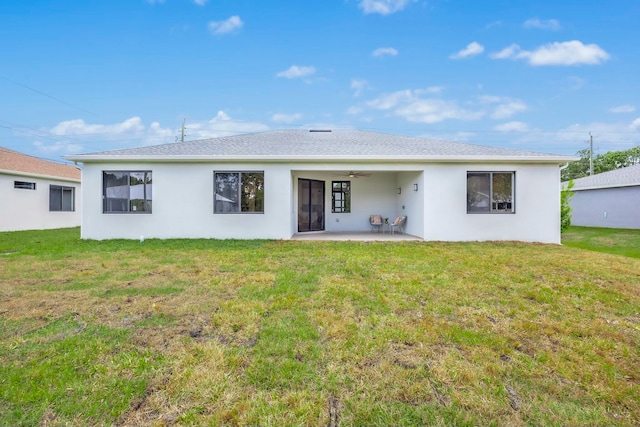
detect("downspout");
top-left (559, 162), bottom-right (570, 187)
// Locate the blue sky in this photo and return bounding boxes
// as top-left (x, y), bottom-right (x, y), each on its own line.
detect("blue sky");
top-left (1, 0), bottom-right (639, 162)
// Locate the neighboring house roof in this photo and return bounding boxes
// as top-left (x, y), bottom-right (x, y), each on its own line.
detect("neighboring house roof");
top-left (64, 129), bottom-right (576, 164)
top-left (0, 147), bottom-right (81, 181)
top-left (568, 163), bottom-right (640, 191)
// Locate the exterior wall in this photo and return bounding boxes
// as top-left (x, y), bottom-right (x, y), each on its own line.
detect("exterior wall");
top-left (396, 171), bottom-right (424, 237)
top-left (80, 162), bottom-right (292, 240)
top-left (423, 163), bottom-right (562, 244)
top-left (570, 186), bottom-right (640, 229)
top-left (0, 173), bottom-right (81, 232)
top-left (79, 161), bottom-right (561, 243)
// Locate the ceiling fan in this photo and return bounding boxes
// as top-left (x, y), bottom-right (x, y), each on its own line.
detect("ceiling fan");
top-left (333, 171), bottom-right (372, 178)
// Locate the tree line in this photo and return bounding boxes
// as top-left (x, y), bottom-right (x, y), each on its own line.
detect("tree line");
top-left (562, 145), bottom-right (640, 181)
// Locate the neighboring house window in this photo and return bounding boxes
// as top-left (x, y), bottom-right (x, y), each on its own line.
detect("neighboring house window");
top-left (14, 181), bottom-right (36, 190)
top-left (331, 181), bottom-right (351, 213)
top-left (103, 171), bottom-right (152, 213)
top-left (467, 172), bottom-right (515, 213)
top-left (49, 185), bottom-right (75, 211)
top-left (214, 171), bottom-right (264, 213)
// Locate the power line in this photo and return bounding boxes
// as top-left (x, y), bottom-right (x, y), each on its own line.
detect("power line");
top-left (0, 74), bottom-right (98, 117)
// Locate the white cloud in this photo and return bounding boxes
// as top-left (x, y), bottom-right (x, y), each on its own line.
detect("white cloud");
top-left (208, 15), bottom-right (243, 35)
top-left (33, 140), bottom-right (83, 154)
top-left (358, 0), bottom-right (413, 15)
top-left (276, 65), bottom-right (316, 79)
top-left (271, 113), bottom-right (303, 124)
top-left (358, 90), bottom-right (527, 125)
top-left (524, 41), bottom-right (609, 66)
top-left (492, 101), bottom-right (528, 119)
top-left (610, 105), bottom-right (635, 113)
top-left (490, 44), bottom-right (520, 59)
top-left (372, 47), bottom-right (398, 58)
top-left (365, 90), bottom-right (484, 123)
top-left (51, 117), bottom-right (146, 136)
top-left (193, 0), bottom-right (207, 5)
top-left (523, 18), bottom-right (561, 31)
top-left (450, 42), bottom-right (484, 59)
top-left (366, 89), bottom-right (415, 110)
top-left (478, 96), bottom-right (528, 119)
top-left (539, 121), bottom-right (640, 151)
top-left (180, 111), bottom-right (269, 140)
top-left (396, 99), bottom-right (484, 123)
top-left (40, 112), bottom-right (269, 154)
top-left (351, 79), bottom-right (368, 97)
top-left (494, 121), bottom-right (530, 132)
top-left (37, 117), bottom-right (174, 154)
top-left (491, 40), bottom-right (610, 66)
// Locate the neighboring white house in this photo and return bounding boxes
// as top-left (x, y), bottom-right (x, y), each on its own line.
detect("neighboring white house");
top-left (566, 164), bottom-right (640, 229)
top-left (64, 129), bottom-right (576, 243)
top-left (0, 147), bottom-right (81, 232)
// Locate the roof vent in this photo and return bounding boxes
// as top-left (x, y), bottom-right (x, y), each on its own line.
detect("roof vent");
top-left (309, 129), bottom-right (332, 132)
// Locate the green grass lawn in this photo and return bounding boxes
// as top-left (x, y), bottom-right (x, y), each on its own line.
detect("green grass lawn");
top-left (1, 227), bottom-right (639, 426)
top-left (562, 226), bottom-right (640, 258)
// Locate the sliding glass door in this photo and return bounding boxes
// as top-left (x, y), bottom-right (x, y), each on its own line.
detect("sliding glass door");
top-left (298, 179), bottom-right (325, 232)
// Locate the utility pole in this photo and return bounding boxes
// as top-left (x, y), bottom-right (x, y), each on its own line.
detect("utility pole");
top-left (589, 132), bottom-right (594, 175)
top-left (181, 119), bottom-right (186, 143)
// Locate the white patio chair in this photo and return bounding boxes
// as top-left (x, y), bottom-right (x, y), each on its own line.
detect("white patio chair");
top-left (369, 215), bottom-right (383, 232)
top-left (388, 216), bottom-right (406, 235)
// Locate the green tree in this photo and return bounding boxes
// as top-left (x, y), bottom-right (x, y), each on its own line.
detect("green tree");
top-left (560, 180), bottom-right (574, 232)
top-left (561, 145), bottom-right (640, 181)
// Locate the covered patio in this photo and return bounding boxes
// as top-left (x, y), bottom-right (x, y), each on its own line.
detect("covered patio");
top-left (292, 169), bottom-right (424, 238)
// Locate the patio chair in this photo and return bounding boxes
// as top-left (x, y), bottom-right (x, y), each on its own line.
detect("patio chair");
top-left (369, 215), bottom-right (383, 232)
top-left (388, 216), bottom-right (406, 235)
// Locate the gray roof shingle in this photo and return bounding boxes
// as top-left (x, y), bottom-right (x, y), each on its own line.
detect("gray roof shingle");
top-left (569, 163), bottom-right (640, 190)
top-left (66, 129), bottom-right (575, 162)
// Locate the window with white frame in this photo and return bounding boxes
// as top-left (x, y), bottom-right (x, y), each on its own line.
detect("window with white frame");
top-left (214, 171), bottom-right (264, 213)
top-left (467, 172), bottom-right (515, 213)
top-left (103, 171), bottom-right (152, 213)
top-left (49, 185), bottom-right (75, 211)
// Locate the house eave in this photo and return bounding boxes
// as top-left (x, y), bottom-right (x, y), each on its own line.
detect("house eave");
top-left (572, 183), bottom-right (640, 191)
top-left (63, 154), bottom-right (578, 164)
top-left (0, 168), bottom-right (81, 183)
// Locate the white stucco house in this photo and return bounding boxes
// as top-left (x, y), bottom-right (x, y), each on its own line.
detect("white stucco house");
top-left (64, 129), bottom-right (576, 243)
top-left (1, 147), bottom-right (81, 232)
top-left (566, 164), bottom-right (640, 229)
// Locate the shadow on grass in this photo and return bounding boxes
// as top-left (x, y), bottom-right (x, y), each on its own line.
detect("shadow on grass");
top-left (562, 226), bottom-right (640, 258)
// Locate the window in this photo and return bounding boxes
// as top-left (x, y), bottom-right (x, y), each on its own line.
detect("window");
top-left (14, 181), bottom-right (36, 190)
top-left (214, 171), bottom-right (264, 213)
top-left (103, 171), bottom-right (152, 213)
top-left (50, 185), bottom-right (75, 211)
top-left (331, 181), bottom-right (351, 213)
top-left (467, 172), bottom-right (515, 213)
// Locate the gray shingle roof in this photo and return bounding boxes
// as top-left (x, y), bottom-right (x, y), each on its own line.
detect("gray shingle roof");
top-left (66, 129), bottom-right (575, 163)
top-left (569, 164), bottom-right (640, 190)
